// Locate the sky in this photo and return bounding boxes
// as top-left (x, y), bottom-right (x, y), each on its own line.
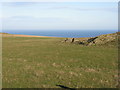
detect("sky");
top-left (1, 2), bottom-right (118, 31)
top-left (0, 0), bottom-right (119, 2)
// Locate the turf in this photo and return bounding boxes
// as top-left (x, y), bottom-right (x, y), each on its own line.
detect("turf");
top-left (2, 36), bottom-right (118, 88)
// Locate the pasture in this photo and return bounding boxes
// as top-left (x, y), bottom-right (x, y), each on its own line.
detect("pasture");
top-left (2, 36), bottom-right (118, 88)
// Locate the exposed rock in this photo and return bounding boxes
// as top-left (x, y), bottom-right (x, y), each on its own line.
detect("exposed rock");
top-left (62, 38), bottom-right (72, 43)
top-left (77, 32), bottom-right (118, 46)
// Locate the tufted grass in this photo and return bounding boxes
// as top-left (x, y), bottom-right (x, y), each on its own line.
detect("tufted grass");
top-left (2, 36), bottom-right (118, 88)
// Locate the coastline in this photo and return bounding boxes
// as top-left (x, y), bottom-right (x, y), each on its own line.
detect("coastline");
top-left (1, 30), bottom-right (117, 38)
top-left (11, 34), bottom-right (47, 37)
top-left (0, 33), bottom-right (57, 38)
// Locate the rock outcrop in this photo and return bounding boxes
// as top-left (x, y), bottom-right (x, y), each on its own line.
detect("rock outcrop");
top-left (78, 32), bottom-right (118, 46)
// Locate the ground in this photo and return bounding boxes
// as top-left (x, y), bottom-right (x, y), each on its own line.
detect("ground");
top-left (2, 35), bottom-right (118, 88)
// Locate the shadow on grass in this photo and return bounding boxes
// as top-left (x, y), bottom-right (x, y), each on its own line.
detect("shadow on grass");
top-left (56, 85), bottom-right (76, 90)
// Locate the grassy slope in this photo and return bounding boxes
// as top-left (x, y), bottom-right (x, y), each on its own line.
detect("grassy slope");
top-left (2, 36), bottom-right (118, 88)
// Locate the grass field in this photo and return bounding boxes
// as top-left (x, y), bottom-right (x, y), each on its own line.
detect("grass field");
top-left (2, 36), bottom-right (118, 88)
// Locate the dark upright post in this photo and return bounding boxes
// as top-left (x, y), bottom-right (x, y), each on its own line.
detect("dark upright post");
top-left (71, 38), bottom-right (75, 43)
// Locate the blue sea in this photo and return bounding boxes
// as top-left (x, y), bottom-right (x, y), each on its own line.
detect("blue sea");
top-left (3, 30), bottom-right (117, 38)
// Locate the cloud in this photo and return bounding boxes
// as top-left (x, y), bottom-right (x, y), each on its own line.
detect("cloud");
top-left (2, 2), bottom-right (118, 31)
top-left (51, 6), bottom-right (117, 10)
top-left (2, 2), bottom-right (38, 7)
top-left (49, 2), bottom-right (117, 12)
top-left (3, 15), bottom-right (70, 23)
top-left (3, 16), bottom-right (36, 20)
top-left (74, 8), bottom-right (118, 12)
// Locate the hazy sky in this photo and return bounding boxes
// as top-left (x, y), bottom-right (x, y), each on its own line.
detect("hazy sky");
top-left (0, 0), bottom-right (119, 2)
top-left (1, 2), bottom-right (118, 31)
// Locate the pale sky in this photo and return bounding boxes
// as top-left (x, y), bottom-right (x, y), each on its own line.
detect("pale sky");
top-left (1, 2), bottom-right (118, 31)
top-left (0, 0), bottom-right (119, 2)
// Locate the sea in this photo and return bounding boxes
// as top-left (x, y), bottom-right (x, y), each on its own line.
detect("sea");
top-left (3, 30), bottom-right (117, 38)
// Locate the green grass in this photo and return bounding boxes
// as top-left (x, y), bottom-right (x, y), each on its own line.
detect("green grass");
top-left (2, 37), bottom-right (118, 88)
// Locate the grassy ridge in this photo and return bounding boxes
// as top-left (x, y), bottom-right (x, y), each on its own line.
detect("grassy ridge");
top-left (2, 36), bottom-right (118, 88)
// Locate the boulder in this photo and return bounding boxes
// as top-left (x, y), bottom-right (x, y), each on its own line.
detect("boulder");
top-left (77, 32), bottom-right (118, 46)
